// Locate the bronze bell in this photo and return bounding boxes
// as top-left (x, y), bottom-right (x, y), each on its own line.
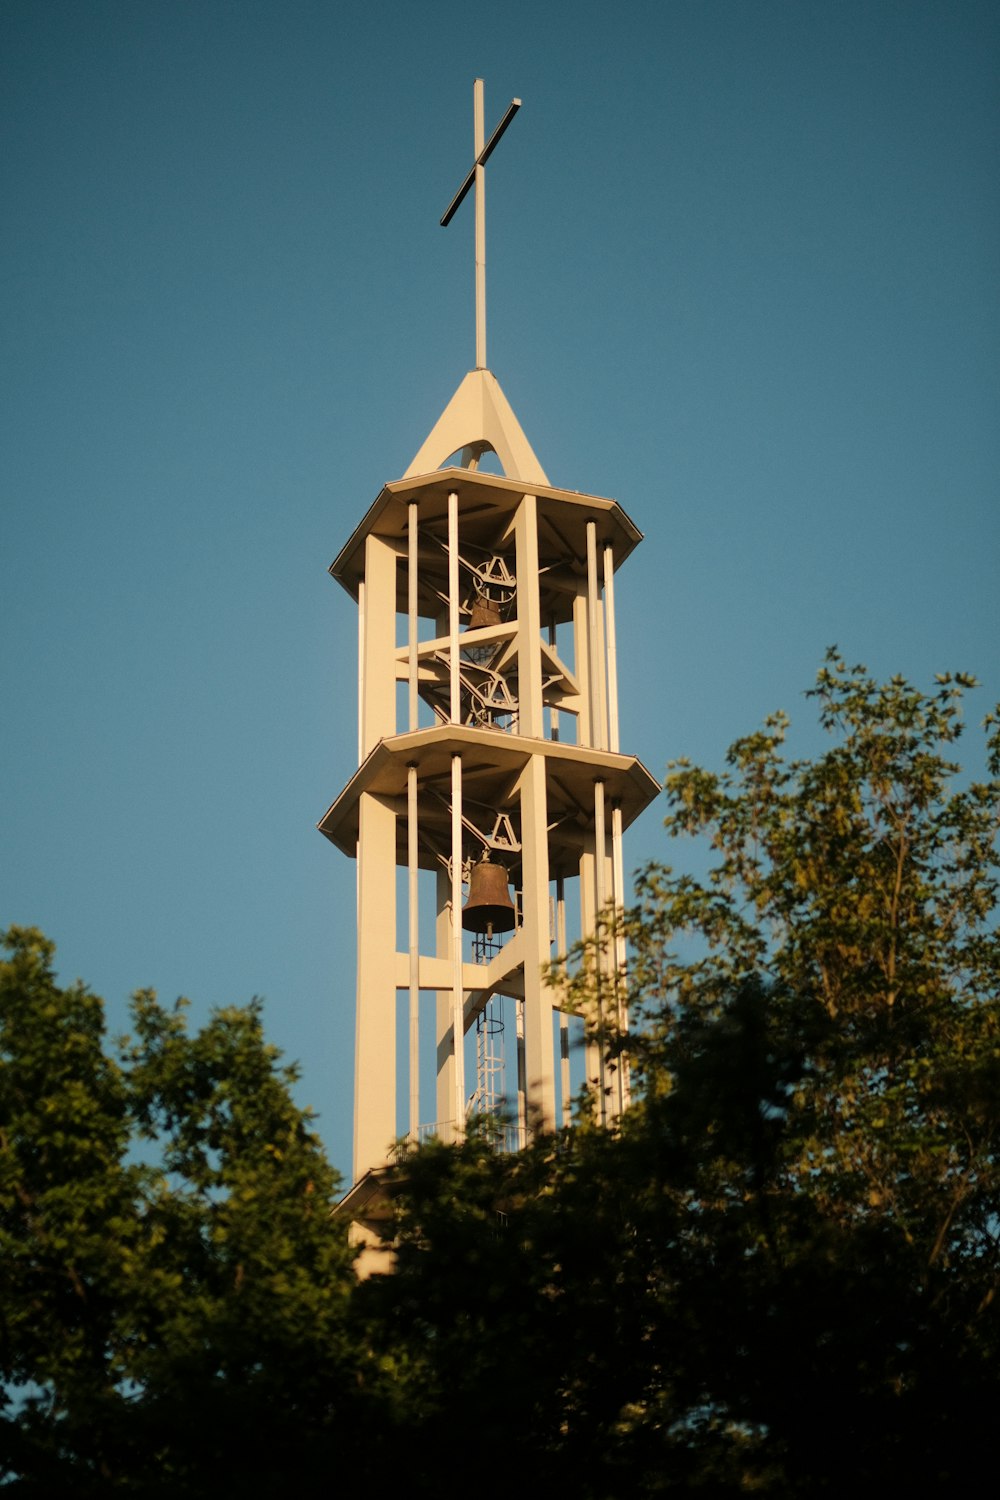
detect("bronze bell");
top-left (462, 852), bottom-right (516, 935)
top-left (469, 591), bottom-right (502, 630)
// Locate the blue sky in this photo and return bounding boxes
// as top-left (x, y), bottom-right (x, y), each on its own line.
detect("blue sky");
top-left (3, 0), bottom-right (997, 1180)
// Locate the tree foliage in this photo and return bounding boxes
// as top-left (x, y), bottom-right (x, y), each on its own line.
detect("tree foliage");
top-left (375, 654), bottom-right (1000, 1492)
top-left (0, 931), bottom-right (377, 1495)
top-left (3, 655), bottom-right (998, 1493)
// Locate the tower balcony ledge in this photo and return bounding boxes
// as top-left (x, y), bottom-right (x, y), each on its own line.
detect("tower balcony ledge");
top-left (330, 465), bottom-right (643, 615)
top-left (317, 724), bottom-right (660, 873)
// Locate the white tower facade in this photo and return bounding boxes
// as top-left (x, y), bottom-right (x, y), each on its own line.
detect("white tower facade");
top-left (318, 84), bottom-right (659, 1256)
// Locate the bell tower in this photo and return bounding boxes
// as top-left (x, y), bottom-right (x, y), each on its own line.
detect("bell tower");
top-left (319, 82), bottom-right (659, 1252)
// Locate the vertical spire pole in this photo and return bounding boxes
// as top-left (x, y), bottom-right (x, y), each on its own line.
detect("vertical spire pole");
top-left (474, 78), bottom-right (486, 370)
top-left (440, 82), bottom-right (520, 373)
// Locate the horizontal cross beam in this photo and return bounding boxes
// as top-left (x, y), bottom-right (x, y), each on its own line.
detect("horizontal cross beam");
top-left (440, 97), bottom-right (521, 227)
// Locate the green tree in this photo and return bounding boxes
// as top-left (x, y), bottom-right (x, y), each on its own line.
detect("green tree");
top-left (0, 928), bottom-right (138, 1488)
top-left (625, 653), bottom-right (1000, 1291)
top-left (0, 929), bottom-right (378, 1496)
top-left (5, 654), bottom-right (998, 1494)
top-left (561, 652), bottom-right (1000, 1488)
top-left (372, 655), bottom-right (1000, 1493)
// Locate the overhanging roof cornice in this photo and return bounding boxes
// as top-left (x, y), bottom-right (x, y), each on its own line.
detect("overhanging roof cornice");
top-left (317, 725), bottom-right (661, 874)
top-left (330, 468), bottom-right (643, 603)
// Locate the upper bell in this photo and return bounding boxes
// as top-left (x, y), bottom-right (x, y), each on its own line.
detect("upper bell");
top-left (468, 590), bottom-right (502, 630)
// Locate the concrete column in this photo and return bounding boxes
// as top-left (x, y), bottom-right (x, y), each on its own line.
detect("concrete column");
top-left (448, 492), bottom-right (460, 724)
top-left (586, 521), bottom-right (607, 752)
top-left (603, 543), bottom-right (620, 753)
top-left (357, 580), bottom-right (365, 764)
top-left (578, 838), bottom-right (601, 1105)
top-left (573, 584), bottom-right (592, 747)
top-left (518, 753), bottom-right (555, 1133)
top-left (594, 778), bottom-right (608, 1125)
top-left (354, 790), bottom-right (397, 1178)
top-left (611, 800), bottom-right (630, 1113)
top-left (433, 600), bottom-right (456, 1143)
top-left (408, 502), bottom-right (419, 731)
top-left (361, 534), bottom-right (397, 755)
top-left (578, 826), bottom-right (614, 1122)
top-left (516, 998), bottom-right (527, 1148)
top-left (435, 865), bottom-right (456, 1141)
top-left (556, 875), bottom-right (570, 1127)
top-left (514, 493), bottom-right (543, 738)
top-left (450, 752), bottom-right (466, 1133)
top-left (548, 620), bottom-right (560, 742)
top-left (407, 764), bottom-right (419, 1139)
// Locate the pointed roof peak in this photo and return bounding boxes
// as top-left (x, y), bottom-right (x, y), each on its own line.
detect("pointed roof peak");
top-left (403, 368), bottom-right (550, 487)
top-left (406, 84), bottom-right (547, 488)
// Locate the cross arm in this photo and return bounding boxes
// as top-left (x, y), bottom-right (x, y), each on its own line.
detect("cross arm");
top-left (440, 98), bottom-right (522, 227)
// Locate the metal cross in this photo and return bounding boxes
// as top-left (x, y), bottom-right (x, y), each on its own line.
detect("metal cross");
top-left (441, 78), bottom-right (521, 372)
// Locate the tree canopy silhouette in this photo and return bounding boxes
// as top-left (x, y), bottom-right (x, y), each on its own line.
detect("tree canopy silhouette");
top-left (0, 931), bottom-right (384, 1495)
top-left (3, 654), bottom-right (997, 1494)
top-left (367, 653), bottom-right (1000, 1492)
